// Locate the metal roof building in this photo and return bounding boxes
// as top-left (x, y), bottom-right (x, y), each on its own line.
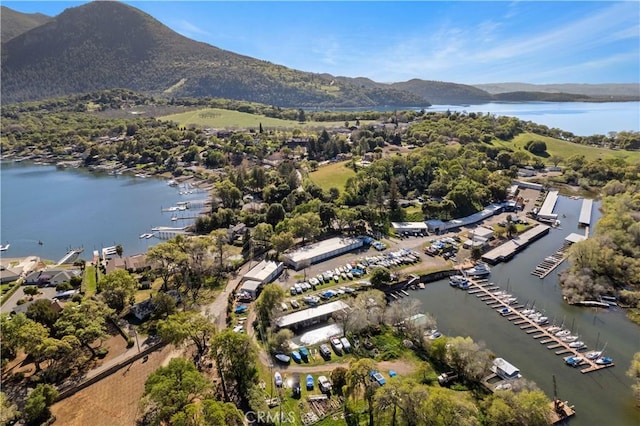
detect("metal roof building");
top-left (276, 300), bottom-right (350, 330)
top-left (242, 260), bottom-right (284, 284)
top-left (283, 237), bottom-right (363, 270)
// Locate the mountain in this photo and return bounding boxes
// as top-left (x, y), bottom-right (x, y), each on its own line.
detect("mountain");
top-left (474, 82), bottom-right (640, 98)
top-left (0, 2), bottom-right (428, 107)
top-left (0, 6), bottom-right (51, 42)
top-left (389, 79), bottom-right (494, 105)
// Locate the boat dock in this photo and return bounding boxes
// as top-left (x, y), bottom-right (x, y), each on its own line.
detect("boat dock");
top-left (56, 248), bottom-right (84, 266)
top-left (530, 246), bottom-right (569, 278)
top-left (465, 278), bottom-right (615, 374)
top-left (481, 224), bottom-right (550, 264)
top-left (578, 198), bottom-right (593, 227)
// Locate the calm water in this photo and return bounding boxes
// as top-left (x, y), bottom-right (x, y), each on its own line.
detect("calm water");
top-left (427, 101), bottom-right (640, 136)
top-left (413, 196), bottom-right (640, 425)
top-left (0, 163), bottom-right (205, 262)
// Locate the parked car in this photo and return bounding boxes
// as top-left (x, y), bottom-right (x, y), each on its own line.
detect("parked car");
top-left (330, 337), bottom-right (343, 355)
top-left (318, 375), bottom-right (332, 393)
top-left (290, 299), bottom-right (300, 309)
top-left (319, 344), bottom-right (332, 359)
top-left (274, 372), bottom-right (283, 387)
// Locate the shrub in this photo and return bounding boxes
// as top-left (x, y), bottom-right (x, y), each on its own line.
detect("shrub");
top-left (96, 347), bottom-right (109, 358)
top-left (126, 338), bottom-right (135, 348)
top-left (16, 298), bottom-right (27, 306)
top-left (55, 282), bottom-right (73, 292)
top-left (23, 286), bottom-right (39, 296)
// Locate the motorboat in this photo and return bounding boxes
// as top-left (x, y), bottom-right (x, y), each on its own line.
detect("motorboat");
top-left (595, 356), bottom-right (613, 365)
top-left (274, 353), bottom-right (291, 364)
top-left (569, 341), bottom-right (586, 349)
top-left (505, 297), bottom-right (518, 305)
top-left (464, 262), bottom-right (490, 277)
top-left (291, 351), bottom-right (302, 363)
top-left (521, 309), bottom-right (536, 316)
top-left (555, 329), bottom-right (572, 338)
top-left (274, 372), bottom-right (283, 387)
top-left (0, 243), bottom-right (9, 251)
top-left (449, 275), bottom-right (468, 287)
top-left (498, 307), bottom-right (511, 316)
top-left (562, 335), bottom-right (580, 343)
top-left (534, 316), bottom-right (549, 325)
top-left (306, 374), bottom-right (314, 390)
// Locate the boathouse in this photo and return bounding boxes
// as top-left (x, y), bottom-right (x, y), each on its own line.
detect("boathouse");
top-left (492, 358), bottom-right (521, 380)
top-left (276, 300), bottom-right (350, 330)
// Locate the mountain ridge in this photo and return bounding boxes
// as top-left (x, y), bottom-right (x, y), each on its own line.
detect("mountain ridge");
top-left (2, 2), bottom-right (637, 106)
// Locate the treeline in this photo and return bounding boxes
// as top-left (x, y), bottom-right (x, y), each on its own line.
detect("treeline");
top-left (559, 181), bottom-right (640, 305)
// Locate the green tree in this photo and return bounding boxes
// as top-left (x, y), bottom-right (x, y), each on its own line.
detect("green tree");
top-left (251, 223), bottom-right (273, 251)
top-left (158, 311), bottom-right (216, 359)
top-left (268, 328), bottom-right (293, 353)
top-left (210, 330), bottom-right (257, 404)
top-left (140, 357), bottom-right (212, 426)
top-left (26, 299), bottom-right (60, 329)
top-left (216, 179), bottom-right (242, 209)
top-left (346, 358), bottom-right (379, 426)
top-left (151, 292), bottom-right (178, 319)
top-left (0, 392), bottom-right (19, 425)
top-left (270, 231), bottom-right (294, 254)
top-left (255, 283), bottom-right (286, 325)
top-left (23, 384), bottom-right (58, 426)
top-left (97, 269), bottom-right (138, 312)
top-left (420, 386), bottom-right (479, 426)
top-left (147, 239), bottom-right (189, 291)
top-left (289, 212), bottom-right (322, 243)
top-left (330, 367), bottom-right (348, 396)
top-left (265, 203), bottom-right (286, 227)
top-left (627, 352), bottom-right (640, 404)
top-left (115, 244), bottom-right (123, 258)
top-left (54, 298), bottom-right (113, 357)
top-left (370, 267), bottom-right (392, 288)
top-left (23, 285), bottom-right (39, 296)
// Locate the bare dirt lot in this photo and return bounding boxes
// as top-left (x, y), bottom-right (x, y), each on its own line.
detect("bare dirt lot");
top-left (51, 345), bottom-right (176, 426)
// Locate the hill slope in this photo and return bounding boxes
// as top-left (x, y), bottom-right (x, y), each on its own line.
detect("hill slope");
top-left (0, 6), bottom-right (51, 42)
top-left (390, 79), bottom-right (494, 105)
top-left (0, 2), bottom-right (428, 107)
top-left (475, 82), bottom-right (640, 98)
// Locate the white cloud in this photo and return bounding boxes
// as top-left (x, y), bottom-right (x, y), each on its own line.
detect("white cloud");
top-left (173, 20), bottom-right (211, 39)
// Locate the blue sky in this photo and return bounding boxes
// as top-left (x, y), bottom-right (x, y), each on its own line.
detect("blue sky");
top-left (5, 1), bottom-right (639, 84)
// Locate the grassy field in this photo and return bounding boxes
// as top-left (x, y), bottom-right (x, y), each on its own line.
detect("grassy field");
top-left (159, 108), bottom-right (370, 130)
top-left (309, 162), bottom-right (356, 192)
top-left (83, 265), bottom-right (98, 296)
top-left (492, 132), bottom-right (640, 163)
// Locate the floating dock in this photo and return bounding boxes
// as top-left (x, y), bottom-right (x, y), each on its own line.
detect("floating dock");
top-left (56, 248), bottom-right (84, 266)
top-left (464, 277), bottom-right (614, 374)
top-left (482, 224), bottom-right (550, 264)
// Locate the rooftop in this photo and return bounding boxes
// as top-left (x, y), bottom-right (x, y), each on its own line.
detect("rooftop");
top-left (243, 260), bottom-right (283, 283)
top-left (539, 190), bottom-right (559, 217)
top-left (276, 300), bottom-right (350, 329)
top-left (285, 237), bottom-right (362, 264)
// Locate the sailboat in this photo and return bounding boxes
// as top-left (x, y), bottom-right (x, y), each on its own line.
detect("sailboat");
top-left (585, 342), bottom-right (607, 361)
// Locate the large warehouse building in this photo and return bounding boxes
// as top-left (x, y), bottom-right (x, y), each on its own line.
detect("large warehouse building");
top-left (276, 300), bottom-right (350, 330)
top-left (283, 236), bottom-right (364, 270)
top-left (238, 260), bottom-right (284, 299)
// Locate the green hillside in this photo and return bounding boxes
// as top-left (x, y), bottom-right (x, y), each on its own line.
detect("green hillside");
top-left (493, 132), bottom-right (640, 163)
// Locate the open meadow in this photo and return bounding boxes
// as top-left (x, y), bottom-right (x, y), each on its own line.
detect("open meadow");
top-left (308, 161), bottom-right (356, 192)
top-left (159, 108), bottom-right (371, 130)
top-left (492, 132), bottom-right (640, 163)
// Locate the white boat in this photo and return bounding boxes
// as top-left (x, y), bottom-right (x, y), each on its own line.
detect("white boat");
top-left (555, 329), bottom-right (572, 337)
top-left (498, 307), bottom-right (512, 316)
top-left (0, 243), bottom-right (9, 251)
top-left (534, 316), bottom-right (549, 325)
top-left (569, 341), bottom-right (586, 348)
top-left (595, 356), bottom-right (613, 365)
top-left (167, 179), bottom-right (178, 186)
top-left (464, 262), bottom-right (491, 277)
top-left (562, 335), bottom-right (579, 343)
top-left (565, 356), bottom-right (584, 367)
top-left (585, 350), bottom-right (603, 360)
top-left (546, 325), bottom-right (562, 334)
top-left (521, 309), bottom-right (536, 316)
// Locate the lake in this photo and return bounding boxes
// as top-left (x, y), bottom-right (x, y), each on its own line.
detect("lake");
top-left (0, 162), bottom-right (205, 262)
top-left (426, 101), bottom-right (640, 136)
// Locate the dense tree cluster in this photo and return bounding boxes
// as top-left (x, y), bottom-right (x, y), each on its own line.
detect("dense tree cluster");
top-left (559, 181), bottom-right (640, 303)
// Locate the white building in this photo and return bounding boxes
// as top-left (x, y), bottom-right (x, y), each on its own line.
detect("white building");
top-left (239, 260), bottom-right (284, 299)
top-left (284, 237), bottom-right (363, 270)
top-left (276, 300), bottom-right (350, 330)
top-left (242, 260), bottom-right (284, 284)
top-left (391, 222), bottom-right (428, 235)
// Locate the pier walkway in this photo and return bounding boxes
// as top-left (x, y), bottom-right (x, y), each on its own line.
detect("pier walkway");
top-left (465, 278), bottom-right (614, 374)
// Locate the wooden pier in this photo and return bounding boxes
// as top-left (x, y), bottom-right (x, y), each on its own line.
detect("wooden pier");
top-left (465, 278), bottom-right (615, 374)
top-left (531, 245), bottom-right (569, 278)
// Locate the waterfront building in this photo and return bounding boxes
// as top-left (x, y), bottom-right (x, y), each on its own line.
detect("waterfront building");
top-left (283, 237), bottom-right (364, 270)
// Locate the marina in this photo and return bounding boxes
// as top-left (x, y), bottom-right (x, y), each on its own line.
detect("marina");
top-left (481, 224), bottom-right (550, 264)
top-left (463, 277), bottom-right (615, 374)
top-left (578, 198), bottom-right (593, 227)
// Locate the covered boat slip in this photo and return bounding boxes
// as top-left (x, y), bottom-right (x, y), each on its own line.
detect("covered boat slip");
top-left (481, 224), bottom-right (550, 264)
top-left (537, 190), bottom-right (559, 222)
top-left (578, 198), bottom-right (593, 227)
